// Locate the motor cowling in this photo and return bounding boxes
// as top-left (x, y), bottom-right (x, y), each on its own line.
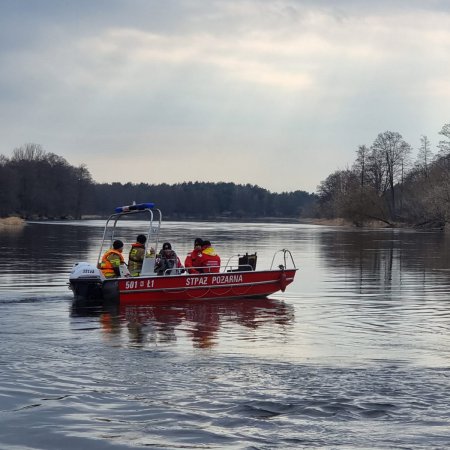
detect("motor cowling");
top-left (69, 262), bottom-right (103, 282)
top-left (69, 262), bottom-right (104, 303)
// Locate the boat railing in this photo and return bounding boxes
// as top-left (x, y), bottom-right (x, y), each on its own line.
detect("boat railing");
top-left (160, 267), bottom-right (186, 276)
top-left (225, 264), bottom-right (254, 272)
top-left (270, 249), bottom-right (296, 270)
top-left (97, 203), bottom-right (162, 269)
top-left (179, 265), bottom-right (221, 274)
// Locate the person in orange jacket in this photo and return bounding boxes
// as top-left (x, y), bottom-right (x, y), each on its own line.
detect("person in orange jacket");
top-left (99, 240), bottom-right (127, 278)
top-left (184, 238), bottom-right (204, 274)
top-left (201, 240), bottom-right (221, 273)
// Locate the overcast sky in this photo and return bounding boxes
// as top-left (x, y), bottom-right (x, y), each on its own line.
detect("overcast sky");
top-left (1, 0), bottom-right (449, 193)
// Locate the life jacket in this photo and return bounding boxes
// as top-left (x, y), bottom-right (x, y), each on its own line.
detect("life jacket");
top-left (128, 243), bottom-right (145, 276)
top-left (184, 249), bottom-right (204, 274)
top-left (100, 249), bottom-right (125, 278)
top-left (201, 246), bottom-right (221, 273)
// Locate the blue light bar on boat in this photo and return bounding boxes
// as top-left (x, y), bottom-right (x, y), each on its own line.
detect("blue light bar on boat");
top-left (115, 202), bottom-right (154, 213)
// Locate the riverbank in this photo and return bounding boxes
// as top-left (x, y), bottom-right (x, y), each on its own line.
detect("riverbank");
top-left (0, 217), bottom-right (26, 231)
top-left (311, 218), bottom-right (448, 230)
top-left (310, 218), bottom-right (410, 228)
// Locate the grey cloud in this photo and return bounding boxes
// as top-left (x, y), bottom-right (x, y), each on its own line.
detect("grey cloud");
top-left (1, 0), bottom-right (450, 192)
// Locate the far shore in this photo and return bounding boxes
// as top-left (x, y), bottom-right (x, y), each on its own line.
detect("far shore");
top-left (0, 217), bottom-right (26, 230)
top-left (310, 218), bottom-right (448, 230)
top-left (2, 215), bottom-right (446, 230)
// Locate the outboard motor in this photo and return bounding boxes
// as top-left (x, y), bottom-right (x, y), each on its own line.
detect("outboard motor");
top-left (69, 262), bottom-right (104, 302)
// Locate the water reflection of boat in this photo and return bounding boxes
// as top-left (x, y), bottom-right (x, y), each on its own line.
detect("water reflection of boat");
top-left (69, 203), bottom-right (297, 305)
top-left (73, 297), bottom-right (295, 348)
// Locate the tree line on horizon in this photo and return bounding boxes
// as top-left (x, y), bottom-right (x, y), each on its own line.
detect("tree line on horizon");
top-left (0, 143), bottom-right (316, 220)
top-left (315, 123), bottom-right (450, 228)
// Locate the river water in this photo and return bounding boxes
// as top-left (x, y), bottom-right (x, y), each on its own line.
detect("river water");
top-left (1, 220), bottom-right (450, 449)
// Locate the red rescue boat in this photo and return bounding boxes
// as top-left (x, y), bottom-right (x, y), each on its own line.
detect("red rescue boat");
top-left (69, 202), bottom-right (297, 305)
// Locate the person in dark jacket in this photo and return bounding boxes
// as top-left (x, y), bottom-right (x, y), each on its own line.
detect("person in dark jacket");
top-left (154, 242), bottom-right (183, 275)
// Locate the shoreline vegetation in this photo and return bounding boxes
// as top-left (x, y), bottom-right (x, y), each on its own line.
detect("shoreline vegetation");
top-left (1, 215), bottom-right (393, 229)
top-left (16, 215), bottom-right (439, 230)
top-left (6, 212), bottom-right (448, 232)
top-left (0, 144), bottom-right (315, 222)
top-left (2, 124), bottom-right (450, 231)
top-left (315, 125), bottom-right (450, 231)
top-left (310, 218), bottom-right (419, 228)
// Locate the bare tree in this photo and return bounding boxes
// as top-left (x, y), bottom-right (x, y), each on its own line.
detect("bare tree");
top-left (353, 145), bottom-right (370, 187)
top-left (11, 143), bottom-right (46, 162)
top-left (371, 131), bottom-right (411, 217)
top-left (366, 146), bottom-right (387, 196)
top-left (437, 123), bottom-right (450, 156)
top-left (316, 169), bottom-right (359, 218)
top-left (416, 135), bottom-right (433, 178)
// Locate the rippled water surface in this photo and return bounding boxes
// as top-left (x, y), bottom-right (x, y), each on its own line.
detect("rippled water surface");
top-left (1, 221), bottom-right (450, 449)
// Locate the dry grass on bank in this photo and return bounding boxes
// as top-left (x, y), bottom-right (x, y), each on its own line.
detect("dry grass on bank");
top-left (0, 217), bottom-right (26, 231)
top-left (311, 218), bottom-right (393, 228)
top-left (311, 218), bottom-right (353, 227)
